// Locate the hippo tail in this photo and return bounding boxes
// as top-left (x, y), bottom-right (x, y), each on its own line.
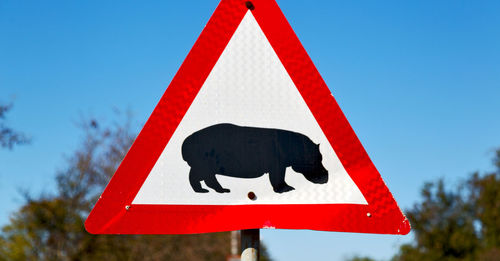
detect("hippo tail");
top-left (181, 135), bottom-right (194, 165)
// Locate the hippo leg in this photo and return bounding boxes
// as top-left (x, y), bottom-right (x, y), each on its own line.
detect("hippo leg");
top-left (205, 175), bottom-right (231, 193)
top-left (189, 168), bottom-right (209, 193)
top-left (269, 166), bottom-right (295, 193)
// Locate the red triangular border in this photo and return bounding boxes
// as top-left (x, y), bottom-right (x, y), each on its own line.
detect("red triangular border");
top-left (85, 0), bottom-right (410, 235)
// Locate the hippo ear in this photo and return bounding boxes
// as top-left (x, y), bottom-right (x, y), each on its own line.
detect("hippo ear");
top-left (316, 143), bottom-right (320, 148)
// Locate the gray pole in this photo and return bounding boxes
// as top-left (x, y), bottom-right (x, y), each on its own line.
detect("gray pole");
top-left (231, 230), bottom-right (239, 256)
top-left (240, 229), bottom-right (259, 261)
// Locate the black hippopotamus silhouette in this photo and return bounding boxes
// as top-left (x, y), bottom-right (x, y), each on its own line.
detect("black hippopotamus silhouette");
top-left (181, 123), bottom-right (329, 193)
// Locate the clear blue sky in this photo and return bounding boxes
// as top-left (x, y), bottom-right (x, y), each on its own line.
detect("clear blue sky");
top-left (1, 0), bottom-right (499, 260)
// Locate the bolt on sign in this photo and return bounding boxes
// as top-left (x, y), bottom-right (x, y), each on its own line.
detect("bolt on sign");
top-left (85, 0), bottom-right (410, 235)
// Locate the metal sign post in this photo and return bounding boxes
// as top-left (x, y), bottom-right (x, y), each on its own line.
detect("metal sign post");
top-left (241, 229), bottom-right (259, 261)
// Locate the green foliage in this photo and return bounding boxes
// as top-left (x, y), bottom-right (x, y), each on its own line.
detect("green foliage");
top-left (0, 103), bottom-right (30, 149)
top-left (468, 170), bottom-right (500, 260)
top-left (0, 114), bottom-right (272, 261)
top-left (392, 149), bottom-right (500, 261)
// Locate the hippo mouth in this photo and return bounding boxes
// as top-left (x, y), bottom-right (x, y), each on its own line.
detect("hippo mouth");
top-left (308, 172), bottom-right (329, 184)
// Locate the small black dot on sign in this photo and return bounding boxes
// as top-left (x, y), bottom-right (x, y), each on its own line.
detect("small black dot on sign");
top-left (248, 191), bottom-right (256, 200)
top-left (245, 1), bottom-right (255, 10)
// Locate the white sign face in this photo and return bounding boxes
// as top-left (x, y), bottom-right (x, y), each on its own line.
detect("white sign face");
top-left (132, 11), bottom-right (367, 205)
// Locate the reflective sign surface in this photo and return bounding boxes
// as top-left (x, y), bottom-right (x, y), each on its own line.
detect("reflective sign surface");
top-left (86, 0), bottom-right (410, 235)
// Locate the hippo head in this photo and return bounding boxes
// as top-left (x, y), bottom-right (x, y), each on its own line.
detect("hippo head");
top-left (291, 143), bottom-right (329, 184)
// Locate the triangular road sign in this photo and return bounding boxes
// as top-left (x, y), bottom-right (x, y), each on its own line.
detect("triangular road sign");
top-left (85, 0), bottom-right (410, 235)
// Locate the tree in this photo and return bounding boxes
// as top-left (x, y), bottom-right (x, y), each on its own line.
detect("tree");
top-left (0, 114), bottom-right (272, 261)
top-left (392, 181), bottom-right (478, 261)
top-left (0, 103), bottom-right (29, 149)
top-left (345, 256), bottom-right (376, 261)
top-left (467, 151), bottom-right (500, 260)
top-left (391, 149), bottom-right (500, 261)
